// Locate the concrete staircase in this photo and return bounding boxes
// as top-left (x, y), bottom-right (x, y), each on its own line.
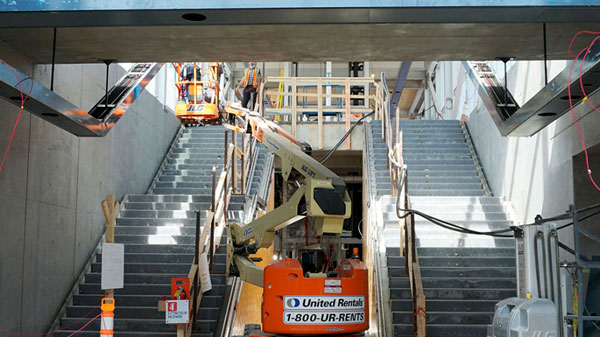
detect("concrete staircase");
top-left (369, 120), bottom-right (517, 337)
top-left (52, 125), bottom-right (265, 336)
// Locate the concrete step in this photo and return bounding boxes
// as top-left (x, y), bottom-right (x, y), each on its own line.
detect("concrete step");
top-left (84, 273), bottom-right (225, 285)
top-left (382, 202), bottom-right (504, 213)
top-left (78, 283), bottom-right (224, 296)
top-left (408, 189), bottom-right (485, 196)
top-left (394, 324), bottom-right (487, 337)
top-left (387, 256), bottom-right (515, 268)
top-left (389, 277), bottom-right (516, 289)
top-left (91, 261), bottom-right (226, 274)
top-left (391, 299), bottom-right (499, 312)
top-left (127, 194), bottom-right (244, 203)
top-left (58, 317), bottom-right (216, 333)
top-left (72, 294), bottom-right (223, 307)
top-left (52, 331), bottom-right (212, 337)
top-left (392, 311), bottom-right (493, 324)
top-left (389, 287), bottom-right (516, 300)
top-left (387, 266), bottom-right (516, 278)
top-left (386, 247), bottom-right (515, 257)
top-left (66, 305), bottom-right (221, 320)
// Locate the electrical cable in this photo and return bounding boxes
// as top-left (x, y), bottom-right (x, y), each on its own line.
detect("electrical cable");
top-left (65, 314), bottom-right (101, 337)
top-left (397, 207), bottom-right (513, 237)
top-left (319, 110), bottom-right (375, 164)
top-left (394, 203), bottom-right (600, 239)
top-left (0, 59), bottom-right (34, 177)
top-left (558, 209), bottom-right (600, 230)
top-left (566, 31), bottom-right (600, 192)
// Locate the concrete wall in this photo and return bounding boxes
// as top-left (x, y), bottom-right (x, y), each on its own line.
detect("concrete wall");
top-left (465, 61), bottom-right (600, 258)
top-left (0, 43), bottom-right (180, 333)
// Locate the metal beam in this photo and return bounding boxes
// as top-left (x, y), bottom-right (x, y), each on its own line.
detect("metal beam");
top-left (1, 2), bottom-right (599, 28)
top-left (0, 62), bottom-right (162, 137)
top-left (390, 61), bottom-right (412, 117)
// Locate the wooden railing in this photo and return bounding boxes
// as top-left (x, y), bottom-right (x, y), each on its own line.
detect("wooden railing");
top-left (177, 131), bottom-right (254, 337)
top-left (258, 76), bottom-right (379, 149)
top-left (381, 71), bottom-right (426, 336)
top-left (395, 163), bottom-right (426, 337)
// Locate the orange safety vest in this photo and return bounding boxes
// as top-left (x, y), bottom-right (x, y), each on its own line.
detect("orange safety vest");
top-left (243, 67), bottom-right (260, 88)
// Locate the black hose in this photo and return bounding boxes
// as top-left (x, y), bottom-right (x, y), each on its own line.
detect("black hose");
top-left (319, 111), bottom-right (375, 164)
top-left (398, 207), bottom-right (514, 238)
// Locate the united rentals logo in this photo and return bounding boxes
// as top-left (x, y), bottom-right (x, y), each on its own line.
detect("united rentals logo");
top-left (286, 298), bottom-right (301, 308)
top-left (283, 296), bottom-right (364, 310)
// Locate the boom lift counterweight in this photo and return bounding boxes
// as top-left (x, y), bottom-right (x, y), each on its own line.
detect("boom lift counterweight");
top-left (224, 105), bottom-right (369, 336)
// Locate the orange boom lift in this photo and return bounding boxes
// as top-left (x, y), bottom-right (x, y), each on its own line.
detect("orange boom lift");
top-left (225, 105), bottom-right (369, 336)
top-left (172, 62), bottom-right (221, 125)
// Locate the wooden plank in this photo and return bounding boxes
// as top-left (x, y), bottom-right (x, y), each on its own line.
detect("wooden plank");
top-left (265, 76), bottom-right (375, 83)
top-left (233, 133), bottom-right (238, 193)
top-left (317, 78), bottom-right (323, 150)
top-left (291, 78), bottom-right (297, 137)
top-left (265, 107), bottom-right (372, 113)
top-left (413, 261), bottom-right (426, 337)
top-left (263, 90), bottom-right (374, 99)
top-left (101, 194), bottom-right (119, 299)
top-left (259, 82), bottom-right (265, 116)
top-left (345, 79), bottom-right (350, 150)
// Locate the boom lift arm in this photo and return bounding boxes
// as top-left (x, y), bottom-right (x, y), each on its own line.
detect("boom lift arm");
top-left (224, 105), bottom-right (369, 336)
top-left (225, 105), bottom-right (351, 287)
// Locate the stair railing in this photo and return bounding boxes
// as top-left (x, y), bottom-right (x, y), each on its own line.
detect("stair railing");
top-left (178, 142), bottom-right (238, 337)
top-left (380, 71), bottom-right (427, 337)
top-left (395, 163), bottom-right (426, 337)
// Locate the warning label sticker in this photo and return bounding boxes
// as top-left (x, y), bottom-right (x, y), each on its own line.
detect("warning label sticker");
top-left (283, 311), bottom-right (365, 325)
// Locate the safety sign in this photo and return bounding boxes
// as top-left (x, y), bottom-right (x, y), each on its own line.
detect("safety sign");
top-left (165, 300), bottom-right (189, 324)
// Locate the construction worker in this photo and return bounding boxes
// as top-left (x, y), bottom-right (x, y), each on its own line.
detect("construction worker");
top-left (236, 62), bottom-right (261, 109)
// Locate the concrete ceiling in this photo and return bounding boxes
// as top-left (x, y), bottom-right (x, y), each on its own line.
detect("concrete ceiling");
top-left (2, 22), bottom-right (600, 64)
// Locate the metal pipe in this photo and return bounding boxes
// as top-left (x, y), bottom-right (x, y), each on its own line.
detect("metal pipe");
top-left (50, 27), bottom-right (57, 91)
top-left (543, 23), bottom-right (548, 85)
top-left (103, 60), bottom-right (112, 109)
top-left (549, 229), bottom-right (563, 337)
top-left (534, 231), bottom-right (545, 298)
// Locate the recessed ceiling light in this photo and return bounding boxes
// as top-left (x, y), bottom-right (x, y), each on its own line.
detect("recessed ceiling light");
top-left (182, 13), bottom-right (207, 22)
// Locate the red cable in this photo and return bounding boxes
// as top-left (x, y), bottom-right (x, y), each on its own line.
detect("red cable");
top-left (0, 59), bottom-right (34, 176)
top-left (65, 314), bottom-right (101, 337)
top-left (578, 35), bottom-right (600, 114)
top-left (0, 306), bottom-right (100, 336)
top-left (567, 39), bottom-right (600, 192)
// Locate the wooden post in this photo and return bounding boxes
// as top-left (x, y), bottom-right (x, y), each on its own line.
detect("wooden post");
top-left (317, 78), bottom-right (323, 150)
top-left (345, 79), bottom-right (351, 149)
top-left (241, 135), bottom-right (246, 195)
top-left (291, 78), bottom-right (297, 137)
top-left (101, 194), bottom-right (119, 298)
top-left (191, 211), bottom-right (201, 330)
top-left (233, 131), bottom-right (238, 193)
top-left (210, 167), bottom-right (216, 271)
top-left (224, 130), bottom-right (228, 169)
